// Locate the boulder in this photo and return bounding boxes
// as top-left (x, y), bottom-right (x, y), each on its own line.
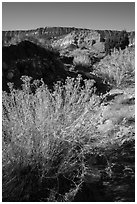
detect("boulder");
top-left (98, 119), bottom-right (114, 133)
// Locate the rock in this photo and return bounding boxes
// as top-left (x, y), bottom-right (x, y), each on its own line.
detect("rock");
top-left (52, 30), bottom-right (100, 50)
top-left (109, 89), bottom-right (124, 95)
top-left (98, 119), bottom-right (114, 133)
top-left (120, 97), bottom-right (135, 105)
top-left (52, 32), bottom-right (76, 49)
top-left (102, 89), bottom-right (124, 102)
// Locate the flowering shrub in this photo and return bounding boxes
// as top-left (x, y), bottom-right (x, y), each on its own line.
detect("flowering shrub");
top-left (2, 75), bottom-right (103, 201)
top-left (2, 74), bottom-right (135, 201)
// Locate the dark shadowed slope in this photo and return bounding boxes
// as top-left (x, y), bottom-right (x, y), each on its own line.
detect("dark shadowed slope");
top-left (2, 40), bottom-right (67, 91)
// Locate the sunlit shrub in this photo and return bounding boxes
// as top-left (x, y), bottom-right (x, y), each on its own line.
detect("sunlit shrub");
top-left (2, 72), bottom-right (135, 201)
top-left (93, 47), bottom-right (135, 87)
top-left (2, 75), bottom-right (102, 201)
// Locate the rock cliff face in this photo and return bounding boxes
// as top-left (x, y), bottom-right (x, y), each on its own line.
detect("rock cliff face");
top-left (52, 29), bottom-right (100, 49)
top-left (2, 27), bottom-right (133, 64)
top-left (2, 27), bottom-right (101, 51)
top-left (2, 26), bottom-right (134, 49)
top-left (2, 27), bottom-right (78, 47)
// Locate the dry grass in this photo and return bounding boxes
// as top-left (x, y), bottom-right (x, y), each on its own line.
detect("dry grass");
top-left (93, 47), bottom-right (135, 87)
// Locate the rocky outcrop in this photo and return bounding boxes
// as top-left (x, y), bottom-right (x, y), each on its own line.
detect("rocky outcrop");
top-left (3, 27), bottom-right (133, 49)
top-left (2, 27), bottom-right (76, 46)
top-left (52, 30), bottom-right (100, 50)
top-left (97, 87), bottom-right (135, 133)
top-left (3, 27), bottom-right (133, 71)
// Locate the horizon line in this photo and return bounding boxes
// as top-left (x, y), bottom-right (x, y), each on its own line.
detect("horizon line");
top-left (2, 25), bottom-right (135, 32)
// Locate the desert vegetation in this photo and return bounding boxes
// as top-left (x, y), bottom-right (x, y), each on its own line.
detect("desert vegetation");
top-left (93, 47), bottom-right (135, 87)
top-left (2, 27), bottom-right (135, 202)
top-left (98, 30), bottom-right (130, 55)
top-left (2, 76), bottom-right (101, 201)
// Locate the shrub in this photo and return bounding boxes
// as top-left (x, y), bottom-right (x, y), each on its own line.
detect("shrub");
top-left (2, 74), bottom-right (135, 201)
top-left (93, 47), bottom-right (135, 88)
top-left (93, 42), bottom-right (105, 53)
top-left (2, 75), bottom-right (102, 201)
top-left (104, 30), bottom-right (129, 55)
top-left (73, 53), bottom-right (91, 67)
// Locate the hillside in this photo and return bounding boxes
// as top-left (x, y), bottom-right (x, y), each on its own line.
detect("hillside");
top-left (3, 26), bottom-right (134, 92)
top-left (2, 26), bottom-right (135, 202)
top-left (2, 39), bottom-right (109, 94)
top-left (2, 40), bottom-right (68, 92)
top-left (2, 27), bottom-right (135, 48)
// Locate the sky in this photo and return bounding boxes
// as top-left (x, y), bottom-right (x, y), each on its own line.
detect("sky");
top-left (2, 2), bottom-right (135, 31)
